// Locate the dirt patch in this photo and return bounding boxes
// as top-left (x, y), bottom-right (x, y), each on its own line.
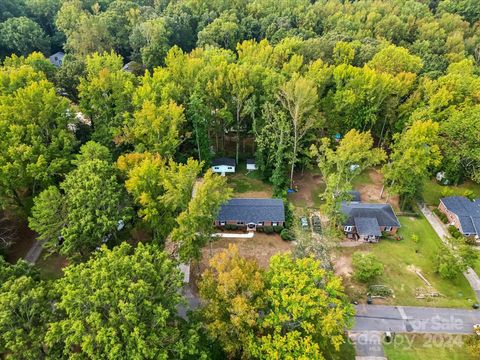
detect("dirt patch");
top-left (3, 213), bottom-right (37, 263)
top-left (234, 191), bottom-right (272, 198)
top-left (289, 172), bottom-right (325, 207)
top-left (332, 254), bottom-right (353, 277)
top-left (356, 169), bottom-right (399, 210)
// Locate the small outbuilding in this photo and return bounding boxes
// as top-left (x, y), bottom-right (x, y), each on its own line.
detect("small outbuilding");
top-left (49, 51), bottom-right (64, 67)
top-left (211, 157), bottom-right (236, 175)
top-left (246, 159), bottom-right (257, 171)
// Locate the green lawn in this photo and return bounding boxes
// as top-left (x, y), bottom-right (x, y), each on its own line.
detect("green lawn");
top-left (351, 171), bottom-right (374, 188)
top-left (310, 181), bottom-right (326, 208)
top-left (226, 164), bottom-right (273, 195)
top-left (384, 334), bottom-right (474, 360)
top-left (423, 178), bottom-right (480, 206)
top-left (338, 215), bottom-right (477, 308)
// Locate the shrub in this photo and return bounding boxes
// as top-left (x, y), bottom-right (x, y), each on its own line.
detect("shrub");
top-left (284, 201), bottom-right (293, 229)
top-left (352, 253), bottom-right (384, 283)
top-left (435, 248), bottom-right (464, 280)
top-left (257, 227), bottom-right (264, 233)
top-left (273, 225), bottom-right (284, 233)
top-left (225, 224), bottom-right (238, 231)
top-left (280, 229), bottom-right (295, 241)
top-left (464, 189), bottom-right (475, 201)
top-left (448, 225), bottom-right (462, 239)
top-left (411, 234), bottom-right (419, 243)
top-left (433, 208), bottom-right (448, 224)
top-left (263, 226), bottom-right (274, 234)
top-left (440, 187), bottom-right (454, 198)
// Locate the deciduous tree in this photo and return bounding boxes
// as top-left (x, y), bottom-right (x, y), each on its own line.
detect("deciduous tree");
top-left (278, 75), bottom-right (320, 187)
top-left (199, 244), bottom-right (265, 358)
top-left (383, 120), bottom-right (442, 208)
top-left (46, 243), bottom-right (203, 359)
top-left (171, 170), bottom-right (232, 262)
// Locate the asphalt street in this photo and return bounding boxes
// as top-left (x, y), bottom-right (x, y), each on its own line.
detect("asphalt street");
top-left (354, 304), bottom-right (480, 334)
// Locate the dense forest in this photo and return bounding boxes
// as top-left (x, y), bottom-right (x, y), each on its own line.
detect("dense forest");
top-left (1, 0), bottom-right (480, 359)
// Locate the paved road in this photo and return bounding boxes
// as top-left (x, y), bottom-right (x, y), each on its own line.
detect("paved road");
top-left (354, 304), bottom-right (480, 334)
top-left (418, 203), bottom-right (480, 301)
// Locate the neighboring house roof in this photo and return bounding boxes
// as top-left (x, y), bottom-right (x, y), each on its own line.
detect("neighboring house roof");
top-left (246, 159), bottom-right (256, 165)
top-left (49, 51), bottom-right (64, 66)
top-left (122, 61), bottom-right (145, 73)
top-left (212, 157), bottom-right (236, 167)
top-left (341, 202), bottom-right (401, 228)
top-left (354, 217), bottom-right (381, 237)
top-left (440, 196), bottom-right (480, 234)
top-left (347, 191), bottom-right (361, 202)
top-left (217, 198), bottom-right (285, 223)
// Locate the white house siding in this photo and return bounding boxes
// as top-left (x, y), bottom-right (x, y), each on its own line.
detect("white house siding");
top-left (211, 165), bottom-right (235, 174)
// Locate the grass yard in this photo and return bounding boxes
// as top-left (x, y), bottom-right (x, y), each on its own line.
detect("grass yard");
top-left (336, 215), bottom-right (476, 308)
top-left (226, 164), bottom-right (273, 197)
top-left (351, 171), bottom-right (374, 188)
top-left (384, 334), bottom-right (475, 360)
top-left (423, 178), bottom-right (480, 206)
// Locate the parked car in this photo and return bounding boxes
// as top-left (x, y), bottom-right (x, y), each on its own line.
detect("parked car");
top-left (311, 215), bottom-right (322, 233)
top-left (300, 217), bottom-right (309, 229)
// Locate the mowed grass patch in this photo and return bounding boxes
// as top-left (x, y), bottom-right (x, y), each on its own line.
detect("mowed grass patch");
top-left (423, 178), bottom-right (480, 206)
top-left (337, 215), bottom-right (476, 308)
top-left (226, 166), bottom-right (272, 196)
top-left (384, 334), bottom-right (475, 360)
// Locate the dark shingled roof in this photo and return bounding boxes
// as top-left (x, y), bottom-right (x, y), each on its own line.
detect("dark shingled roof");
top-left (354, 217), bottom-right (381, 237)
top-left (341, 202), bottom-right (400, 227)
top-left (217, 198), bottom-right (285, 223)
top-left (246, 158), bottom-right (255, 165)
top-left (440, 196), bottom-right (480, 235)
top-left (212, 157), bottom-right (236, 167)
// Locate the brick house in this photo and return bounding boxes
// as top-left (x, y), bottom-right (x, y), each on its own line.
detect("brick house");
top-left (215, 198), bottom-right (285, 231)
top-left (341, 202), bottom-right (400, 242)
top-left (439, 196), bottom-right (480, 238)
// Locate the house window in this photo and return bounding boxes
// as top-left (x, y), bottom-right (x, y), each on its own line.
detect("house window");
top-left (257, 222), bottom-right (264, 226)
top-left (220, 221), bottom-right (226, 226)
top-left (272, 222), bottom-right (278, 226)
top-left (384, 226), bottom-right (393, 232)
top-left (227, 167), bottom-right (233, 170)
top-left (344, 226), bottom-right (353, 232)
top-left (237, 221), bottom-right (244, 225)
top-left (214, 166), bottom-right (219, 170)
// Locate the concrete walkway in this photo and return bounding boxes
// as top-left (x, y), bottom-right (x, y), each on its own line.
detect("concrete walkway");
top-left (418, 203), bottom-right (480, 301)
top-left (212, 232), bottom-right (254, 238)
top-left (24, 240), bottom-right (43, 264)
top-left (350, 332), bottom-right (387, 360)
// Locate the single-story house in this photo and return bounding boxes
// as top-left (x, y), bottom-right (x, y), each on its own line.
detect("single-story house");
top-left (341, 202), bottom-right (400, 242)
top-left (246, 159), bottom-right (257, 171)
top-left (439, 196), bottom-right (480, 238)
top-left (49, 51), bottom-right (64, 67)
top-left (215, 198), bottom-right (285, 231)
top-left (211, 157), bottom-right (236, 175)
